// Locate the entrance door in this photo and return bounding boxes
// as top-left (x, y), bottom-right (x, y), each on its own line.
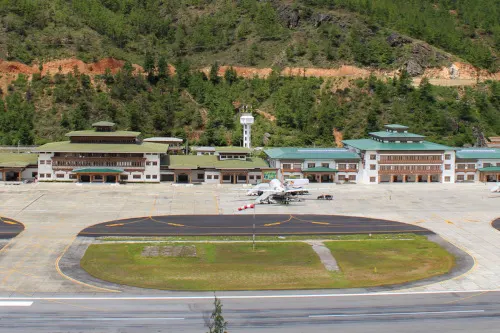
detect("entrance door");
top-left (177, 174), bottom-right (189, 183)
top-left (80, 175), bottom-right (91, 183)
top-left (486, 175), bottom-right (496, 182)
top-left (105, 175), bottom-right (117, 183)
top-left (5, 171), bottom-right (19, 181)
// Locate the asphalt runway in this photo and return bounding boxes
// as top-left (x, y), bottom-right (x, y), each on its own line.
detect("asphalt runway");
top-left (492, 218), bottom-right (500, 231)
top-left (0, 216), bottom-right (24, 239)
top-left (0, 290), bottom-right (499, 332)
top-left (78, 214), bottom-right (431, 237)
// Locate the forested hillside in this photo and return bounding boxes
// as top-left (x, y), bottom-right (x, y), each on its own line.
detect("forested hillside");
top-left (0, 0), bottom-right (499, 147)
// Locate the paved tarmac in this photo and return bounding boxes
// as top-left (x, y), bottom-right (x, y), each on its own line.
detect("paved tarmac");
top-left (0, 182), bottom-right (499, 294)
top-left (0, 290), bottom-right (499, 332)
top-left (79, 214), bottom-right (430, 237)
top-left (492, 218), bottom-right (500, 231)
top-left (0, 216), bottom-right (24, 239)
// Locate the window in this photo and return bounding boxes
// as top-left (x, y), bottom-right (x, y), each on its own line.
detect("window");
top-left (321, 163), bottom-right (329, 168)
top-left (152, 175), bottom-right (157, 179)
top-left (214, 175), bottom-right (219, 180)
top-left (370, 164), bottom-right (376, 170)
top-left (445, 164), bottom-right (451, 170)
top-left (40, 160), bottom-right (45, 164)
top-left (467, 174), bottom-right (475, 181)
top-left (445, 154), bottom-right (451, 160)
top-left (46, 174), bottom-right (51, 178)
top-left (444, 176), bottom-right (451, 182)
top-left (46, 160), bottom-right (52, 165)
top-left (370, 177), bottom-right (376, 183)
top-left (69, 174), bottom-right (76, 179)
top-left (457, 175), bottom-right (464, 181)
top-left (32, 172), bottom-right (37, 177)
top-left (237, 175), bottom-right (246, 181)
top-left (249, 175), bottom-right (254, 180)
top-left (467, 164), bottom-right (475, 169)
top-left (307, 163), bottom-right (315, 168)
top-left (146, 175), bottom-right (151, 179)
top-left (207, 175), bottom-right (213, 180)
top-left (370, 154), bottom-right (376, 160)
top-left (338, 164), bottom-right (346, 170)
top-left (497, 163), bottom-right (500, 167)
top-left (293, 163), bottom-right (301, 169)
top-left (120, 175), bottom-right (128, 181)
top-left (94, 175), bottom-right (103, 181)
top-left (349, 164), bottom-right (357, 170)
top-left (282, 163), bottom-right (291, 169)
top-left (484, 163), bottom-right (491, 167)
top-left (133, 174), bottom-right (141, 179)
top-left (152, 161), bottom-right (158, 166)
top-left (256, 175), bottom-right (261, 180)
top-left (197, 173), bottom-right (204, 180)
top-left (348, 175), bottom-right (356, 181)
top-left (39, 174), bottom-right (45, 178)
top-left (56, 174), bottom-right (64, 178)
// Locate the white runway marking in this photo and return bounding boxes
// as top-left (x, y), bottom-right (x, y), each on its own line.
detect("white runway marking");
top-left (0, 289), bottom-right (498, 301)
top-left (0, 301), bottom-right (33, 307)
top-left (309, 309), bottom-right (485, 318)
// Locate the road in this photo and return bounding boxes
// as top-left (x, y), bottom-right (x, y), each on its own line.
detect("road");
top-left (0, 216), bottom-right (24, 239)
top-left (1, 291), bottom-right (499, 332)
top-left (79, 214), bottom-right (431, 236)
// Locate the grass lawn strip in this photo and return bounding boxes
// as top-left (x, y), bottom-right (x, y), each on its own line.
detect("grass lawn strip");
top-left (81, 236), bottom-right (455, 291)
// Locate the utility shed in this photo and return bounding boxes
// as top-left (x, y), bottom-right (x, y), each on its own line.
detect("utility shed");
top-left (0, 153), bottom-right (38, 182)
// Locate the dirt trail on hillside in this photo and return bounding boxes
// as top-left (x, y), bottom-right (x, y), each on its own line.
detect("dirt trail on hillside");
top-left (1, 58), bottom-right (499, 94)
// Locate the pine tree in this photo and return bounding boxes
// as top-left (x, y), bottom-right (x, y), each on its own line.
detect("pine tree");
top-left (207, 296), bottom-right (228, 333)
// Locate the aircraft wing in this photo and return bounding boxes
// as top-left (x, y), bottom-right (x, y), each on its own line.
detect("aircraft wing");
top-left (255, 191), bottom-right (274, 203)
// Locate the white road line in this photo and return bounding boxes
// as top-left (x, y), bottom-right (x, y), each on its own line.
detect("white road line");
top-left (309, 309), bottom-right (485, 318)
top-left (0, 289), bottom-right (498, 301)
top-left (0, 301), bottom-right (33, 307)
top-left (57, 317), bottom-right (185, 321)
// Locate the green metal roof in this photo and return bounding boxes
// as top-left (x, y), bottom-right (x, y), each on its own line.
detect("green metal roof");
top-left (65, 130), bottom-right (140, 137)
top-left (478, 166), bottom-right (500, 172)
top-left (302, 167), bottom-right (338, 172)
top-left (369, 131), bottom-right (425, 139)
top-left (342, 139), bottom-right (453, 151)
top-left (72, 168), bottom-right (122, 173)
top-left (264, 148), bottom-right (360, 160)
top-left (455, 148), bottom-right (500, 159)
top-left (384, 124), bottom-right (409, 130)
top-left (0, 153), bottom-right (38, 168)
top-left (165, 155), bottom-right (268, 169)
top-left (34, 141), bottom-right (168, 153)
top-left (92, 121), bottom-right (115, 127)
top-left (215, 147), bottom-right (251, 153)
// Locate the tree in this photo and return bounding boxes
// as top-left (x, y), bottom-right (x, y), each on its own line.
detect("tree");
top-left (144, 50), bottom-right (155, 81)
top-left (157, 55), bottom-right (169, 79)
top-left (207, 296), bottom-right (228, 333)
top-left (224, 67), bottom-right (238, 85)
top-left (209, 62), bottom-right (220, 85)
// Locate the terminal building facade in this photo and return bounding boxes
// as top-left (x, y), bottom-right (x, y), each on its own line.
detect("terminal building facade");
top-left (1, 122), bottom-right (500, 185)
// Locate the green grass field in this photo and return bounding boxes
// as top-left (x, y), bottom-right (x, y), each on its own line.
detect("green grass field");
top-left (81, 238), bottom-right (455, 291)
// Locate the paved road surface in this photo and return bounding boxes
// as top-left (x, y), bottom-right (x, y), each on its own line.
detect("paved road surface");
top-left (0, 291), bottom-right (499, 332)
top-left (79, 214), bottom-right (431, 236)
top-left (0, 216), bottom-right (24, 239)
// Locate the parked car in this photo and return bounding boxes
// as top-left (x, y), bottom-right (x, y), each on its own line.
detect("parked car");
top-left (317, 194), bottom-right (333, 200)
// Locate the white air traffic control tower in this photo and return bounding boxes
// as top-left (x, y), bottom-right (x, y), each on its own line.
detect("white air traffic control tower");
top-left (240, 112), bottom-right (254, 148)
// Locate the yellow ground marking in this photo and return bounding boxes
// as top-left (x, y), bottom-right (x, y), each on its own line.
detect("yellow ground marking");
top-left (55, 236), bottom-right (121, 293)
top-left (311, 222), bottom-right (330, 225)
top-left (292, 215), bottom-right (330, 225)
top-left (465, 219), bottom-right (479, 222)
top-left (446, 220), bottom-right (454, 225)
top-left (444, 291), bottom-right (490, 305)
top-left (167, 223), bottom-right (185, 227)
top-left (413, 219), bottom-right (425, 224)
top-left (148, 195), bottom-right (158, 218)
top-left (264, 222), bottom-right (282, 227)
top-left (105, 223), bottom-right (124, 227)
top-left (213, 193), bottom-right (220, 215)
top-left (3, 220), bottom-right (17, 225)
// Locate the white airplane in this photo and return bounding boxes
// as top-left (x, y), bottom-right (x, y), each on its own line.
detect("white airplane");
top-left (247, 179), bottom-right (315, 205)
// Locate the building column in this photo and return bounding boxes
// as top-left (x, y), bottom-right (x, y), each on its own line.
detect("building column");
top-left (427, 174), bottom-right (431, 182)
top-left (390, 175), bottom-right (394, 183)
top-left (415, 175), bottom-right (418, 182)
top-left (246, 175), bottom-right (249, 184)
top-left (403, 175), bottom-right (406, 183)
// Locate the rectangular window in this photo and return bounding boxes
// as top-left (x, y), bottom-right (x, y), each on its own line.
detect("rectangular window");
top-left (94, 175), bottom-right (103, 181)
top-left (46, 160), bottom-right (51, 165)
top-left (120, 175), bottom-right (128, 181)
top-left (214, 175), bottom-right (219, 180)
top-left (256, 175), bottom-right (261, 180)
top-left (467, 174), bottom-right (475, 181)
top-left (321, 163), bottom-right (329, 168)
top-left (338, 164), bottom-right (346, 170)
top-left (207, 175), bottom-right (213, 180)
top-left (146, 175), bottom-right (151, 179)
top-left (282, 163), bottom-right (291, 169)
top-left (133, 174), bottom-right (141, 179)
top-left (46, 173), bottom-right (51, 178)
top-left (56, 174), bottom-right (64, 178)
top-left (445, 176), bottom-right (451, 182)
top-left (237, 175), bottom-right (246, 181)
top-left (484, 163), bottom-right (491, 167)
top-left (198, 173), bottom-right (204, 179)
top-left (32, 172), bottom-right (38, 177)
top-left (370, 177), bottom-right (376, 183)
top-left (249, 175), bottom-right (254, 180)
top-left (307, 163), bottom-right (315, 168)
top-left (152, 175), bottom-right (157, 179)
top-left (348, 175), bottom-right (356, 181)
top-left (69, 174), bottom-right (76, 179)
top-left (39, 174), bottom-right (45, 178)
top-left (457, 175), bottom-right (464, 181)
top-left (370, 164), bottom-right (376, 170)
top-left (370, 154), bottom-right (376, 160)
top-left (349, 164), bottom-right (357, 170)
top-left (40, 160), bottom-right (45, 164)
top-left (445, 154), bottom-right (451, 160)
top-left (467, 164), bottom-right (475, 169)
top-left (146, 162), bottom-right (151, 166)
top-left (445, 164), bottom-right (451, 170)
top-left (293, 163), bottom-right (301, 169)
top-left (152, 161), bottom-right (158, 166)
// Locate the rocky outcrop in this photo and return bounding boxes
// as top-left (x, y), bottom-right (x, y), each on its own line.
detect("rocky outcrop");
top-left (406, 59), bottom-right (424, 76)
top-left (273, 2), bottom-right (300, 28)
top-left (386, 32), bottom-right (412, 47)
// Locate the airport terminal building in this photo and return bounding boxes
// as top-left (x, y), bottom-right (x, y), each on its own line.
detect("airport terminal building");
top-left (343, 124), bottom-right (456, 184)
